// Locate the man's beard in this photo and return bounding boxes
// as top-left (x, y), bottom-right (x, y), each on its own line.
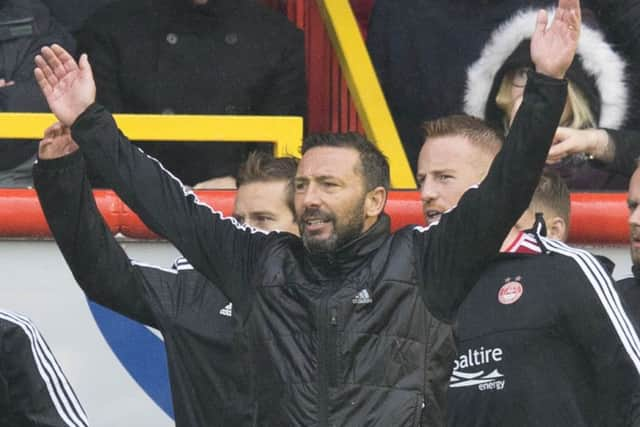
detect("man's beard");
top-left (299, 205), bottom-right (365, 255)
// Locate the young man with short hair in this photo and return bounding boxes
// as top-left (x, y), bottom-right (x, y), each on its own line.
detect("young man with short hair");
top-left (417, 115), bottom-right (639, 426)
top-left (35, 124), bottom-right (299, 427)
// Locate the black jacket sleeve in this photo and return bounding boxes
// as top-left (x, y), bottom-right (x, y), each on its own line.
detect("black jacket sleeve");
top-left (415, 72), bottom-right (567, 322)
top-left (33, 150), bottom-right (225, 328)
top-left (0, 312), bottom-right (88, 427)
top-left (67, 105), bottom-right (270, 319)
top-left (558, 251), bottom-right (640, 426)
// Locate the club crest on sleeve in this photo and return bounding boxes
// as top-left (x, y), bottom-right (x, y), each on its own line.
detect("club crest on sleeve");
top-left (498, 277), bottom-right (524, 305)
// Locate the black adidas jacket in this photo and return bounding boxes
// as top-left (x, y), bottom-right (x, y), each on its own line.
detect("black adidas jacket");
top-left (616, 265), bottom-right (640, 321)
top-left (448, 233), bottom-right (640, 427)
top-left (616, 266), bottom-right (640, 427)
top-left (0, 310), bottom-right (88, 427)
top-left (31, 155), bottom-right (253, 427)
top-left (35, 72), bottom-right (566, 426)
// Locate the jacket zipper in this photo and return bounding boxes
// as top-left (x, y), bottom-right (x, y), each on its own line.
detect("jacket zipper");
top-left (318, 295), bottom-right (339, 426)
top-left (328, 307), bottom-right (338, 387)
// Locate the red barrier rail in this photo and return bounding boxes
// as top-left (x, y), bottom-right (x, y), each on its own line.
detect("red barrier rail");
top-left (0, 190), bottom-right (629, 244)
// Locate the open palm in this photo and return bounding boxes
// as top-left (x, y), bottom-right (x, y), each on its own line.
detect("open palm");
top-left (34, 44), bottom-right (96, 126)
top-left (530, 0), bottom-right (581, 79)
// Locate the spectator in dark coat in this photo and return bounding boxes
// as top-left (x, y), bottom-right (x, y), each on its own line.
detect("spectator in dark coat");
top-left (0, 0), bottom-right (75, 187)
top-left (40, 0), bottom-right (116, 33)
top-left (367, 0), bottom-right (640, 174)
top-left (77, 0), bottom-right (306, 188)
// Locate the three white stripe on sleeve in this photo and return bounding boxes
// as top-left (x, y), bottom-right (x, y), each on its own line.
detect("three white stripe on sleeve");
top-left (542, 238), bottom-right (640, 374)
top-left (0, 310), bottom-right (88, 427)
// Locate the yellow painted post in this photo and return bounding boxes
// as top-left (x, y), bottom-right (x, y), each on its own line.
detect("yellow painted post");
top-left (0, 113), bottom-right (303, 157)
top-left (315, 0), bottom-right (416, 188)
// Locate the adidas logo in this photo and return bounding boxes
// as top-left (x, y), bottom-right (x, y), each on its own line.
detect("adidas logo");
top-left (352, 289), bottom-right (372, 305)
top-left (219, 302), bottom-right (233, 317)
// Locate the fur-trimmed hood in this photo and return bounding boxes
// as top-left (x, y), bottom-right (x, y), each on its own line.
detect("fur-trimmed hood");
top-left (464, 7), bottom-right (629, 130)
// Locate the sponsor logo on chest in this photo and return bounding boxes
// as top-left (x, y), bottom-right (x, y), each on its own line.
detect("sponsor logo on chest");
top-left (450, 346), bottom-right (505, 392)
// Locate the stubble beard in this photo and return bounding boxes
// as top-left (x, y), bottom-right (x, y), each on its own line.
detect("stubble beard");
top-left (300, 206), bottom-right (365, 255)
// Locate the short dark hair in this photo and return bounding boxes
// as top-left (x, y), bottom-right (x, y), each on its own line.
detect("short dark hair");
top-left (422, 115), bottom-right (504, 158)
top-left (236, 151), bottom-right (298, 214)
top-left (530, 169), bottom-right (571, 227)
top-left (301, 132), bottom-right (390, 191)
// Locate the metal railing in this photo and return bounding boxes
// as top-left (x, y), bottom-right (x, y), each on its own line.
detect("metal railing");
top-left (0, 113), bottom-right (304, 158)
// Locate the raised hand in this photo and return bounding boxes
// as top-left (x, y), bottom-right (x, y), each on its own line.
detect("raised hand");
top-left (38, 122), bottom-right (79, 160)
top-left (34, 44), bottom-right (96, 126)
top-left (531, 0), bottom-right (581, 79)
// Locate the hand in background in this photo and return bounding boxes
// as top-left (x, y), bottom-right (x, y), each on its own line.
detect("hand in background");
top-left (547, 127), bottom-right (612, 164)
top-left (38, 122), bottom-right (79, 160)
top-left (531, 0), bottom-right (581, 79)
top-left (34, 44), bottom-right (96, 126)
top-left (0, 79), bottom-right (15, 88)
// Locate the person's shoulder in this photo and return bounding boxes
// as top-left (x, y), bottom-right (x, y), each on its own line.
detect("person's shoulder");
top-left (231, 0), bottom-right (301, 37)
top-left (539, 237), bottom-right (617, 287)
top-left (616, 274), bottom-right (638, 293)
top-left (0, 310), bottom-right (37, 342)
top-left (83, 0), bottom-right (154, 28)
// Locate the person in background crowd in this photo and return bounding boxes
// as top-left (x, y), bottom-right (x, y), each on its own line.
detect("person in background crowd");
top-left (35, 124), bottom-right (298, 427)
top-left (0, 0), bottom-right (74, 187)
top-left (76, 0), bottom-right (306, 188)
top-left (367, 0), bottom-right (640, 174)
top-left (40, 0), bottom-right (116, 33)
top-left (417, 114), bottom-right (639, 426)
top-left (463, 7), bottom-right (634, 190)
top-left (33, 0), bottom-right (577, 422)
top-left (0, 309), bottom-right (88, 427)
top-left (513, 169), bottom-right (571, 241)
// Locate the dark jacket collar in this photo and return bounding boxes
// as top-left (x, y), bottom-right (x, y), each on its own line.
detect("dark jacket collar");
top-left (632, 264), bottom-right (640, 280)
top-left (304, 214), bottom-right (391, 280)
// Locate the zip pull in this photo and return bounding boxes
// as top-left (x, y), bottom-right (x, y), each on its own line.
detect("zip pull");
top-left (330, 307), bottom-right (337, 326)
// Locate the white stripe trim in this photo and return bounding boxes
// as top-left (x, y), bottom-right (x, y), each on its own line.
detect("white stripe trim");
top-left (519, 240), bottom-right (542, 253)
top-left (138, 147), bottom-right (269, 236)
top-left (0, 311), bottom-right (88, 426)
top-left (130, 259), bottom-right (178, 274)
top-left (541, 238), bottom-right (640, 374)
top-left (413, 184), bottom-right (480, 233)
top-left (172, 257), bottom-right (195, 271)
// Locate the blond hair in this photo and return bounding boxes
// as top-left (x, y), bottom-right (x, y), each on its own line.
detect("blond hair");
top-left (496, 75), bottom-right (596, 131)
top-left (422, 114), bottom-right (503, 158)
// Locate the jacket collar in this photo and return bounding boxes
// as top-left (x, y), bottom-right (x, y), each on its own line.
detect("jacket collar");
top-left (502, 213), bottom-right (547, 255)
top-left (633, 264), bottom-right (640, 280)
top-left (304, 214), bottom-right (390, 279)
